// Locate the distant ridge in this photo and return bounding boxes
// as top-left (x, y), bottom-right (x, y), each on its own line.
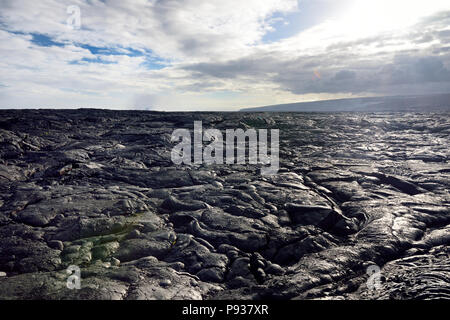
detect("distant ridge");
top-left (240, 93), bottom-right (450, 112)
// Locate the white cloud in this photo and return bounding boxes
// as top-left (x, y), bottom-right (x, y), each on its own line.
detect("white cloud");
top-left (0, 0), bottom-right (449, 110)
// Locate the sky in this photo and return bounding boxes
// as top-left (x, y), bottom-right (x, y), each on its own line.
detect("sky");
top-left (0, 0), bottom-right (449, 111)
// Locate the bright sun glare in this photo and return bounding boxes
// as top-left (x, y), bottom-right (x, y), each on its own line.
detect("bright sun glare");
top-left (334, 0), bottom-right (449, 39)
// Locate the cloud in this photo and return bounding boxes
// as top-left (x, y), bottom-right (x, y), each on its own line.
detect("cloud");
top-left (0, 0), bottom-right (298, 59)
top-left (333, 70), bottom-right (356, 81)
top-left (0, 0), bottom-right (449, 109)
top-left (181, 9), bottom-right (450, 98)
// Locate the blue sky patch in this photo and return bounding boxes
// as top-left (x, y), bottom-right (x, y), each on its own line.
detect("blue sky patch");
top-left (78, 44), bottom-right (145, 57)
top-left (1, 29), bottom-right (66, 47)
top-left (263, 11), bottom-right (304, 43)
top-left (262, 0), bottom-right (354, 43)
top-left (140, 54), bottom-right (169, 70)
top-left (69, 57), bottom-right (117, 65)
top-left (2, 26), bottom-right (168, 69)
top-left (76, 45), bottom-right (168, 69)
top-left (30, 33), bottom-right (65, 47)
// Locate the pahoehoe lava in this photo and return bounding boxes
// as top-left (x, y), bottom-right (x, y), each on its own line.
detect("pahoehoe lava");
top-left (0, 109), bottom-right (449, 300)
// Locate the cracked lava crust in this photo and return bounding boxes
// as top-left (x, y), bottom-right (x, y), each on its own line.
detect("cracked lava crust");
top-left (0, 109), bottom-right (449, 300)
